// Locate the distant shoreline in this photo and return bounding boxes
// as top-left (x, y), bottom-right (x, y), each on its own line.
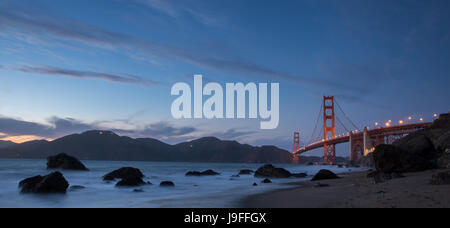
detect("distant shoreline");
top-left (241, 170), bottom-right (450, 208)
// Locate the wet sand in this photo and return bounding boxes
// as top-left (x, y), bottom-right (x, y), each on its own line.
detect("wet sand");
top-left (243, 169), bottom-right (450, 208)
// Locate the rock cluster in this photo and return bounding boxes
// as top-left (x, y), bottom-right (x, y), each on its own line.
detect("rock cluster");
top-left (373, 113), bottom-right (450, 173)
top-left (185, 169), bottom-right (220, 176)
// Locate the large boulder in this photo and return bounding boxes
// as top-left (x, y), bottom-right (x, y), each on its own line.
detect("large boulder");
top-left (311, 169), bottom-right (339, 181)
top-left (103, 167), bottom-right (144, 181)
top-left (19, 172), bottom-right (69, 193)
top-left (373, 140), bottom-right (436, 173)
top-left (254, 164), bottom-right (292, 178)
top-left (47, 153), bottom-right (88, 171)
top-left (185, 169), bottom-right (220, 176)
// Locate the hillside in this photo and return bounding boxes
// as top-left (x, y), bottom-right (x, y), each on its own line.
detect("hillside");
top-left (0, 130), bottom-right (293, 163)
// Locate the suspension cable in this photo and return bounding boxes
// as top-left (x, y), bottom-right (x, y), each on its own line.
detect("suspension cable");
top-left (334, 98), bottom-right (360, 131)
top-left (336, 116), bottom-right (350, 133)
top-left (308, 103), bottom-right (323, 145)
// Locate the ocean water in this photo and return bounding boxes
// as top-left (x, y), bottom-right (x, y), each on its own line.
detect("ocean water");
top-left (0, 159), bottom-right (365, 208)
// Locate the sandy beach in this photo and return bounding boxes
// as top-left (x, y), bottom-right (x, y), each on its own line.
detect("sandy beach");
top-left (243, 169), bottom-right (450, 208)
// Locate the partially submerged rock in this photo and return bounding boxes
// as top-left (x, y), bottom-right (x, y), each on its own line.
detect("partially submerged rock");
top-left (238, 169), bottom-right (254, 175)
top-left (69, 185), bottom-right (85, 191)
top-left (103, 167), bottom-right (144, 181)
top-left (430, 170), bottom-right (450, 185)
top-left (160, 181), bottom-right (175, 187)
top-left (47, 153), bottom-right (88, 171)
top-left (311, 169), bottom-right (339, 181)
top-left (19, 172), bottom-right (69, 194)
top-left (261, 178), bottom-right (272, 183)
top-left (254, 164), bottom-right (292, 178)
top-left (185, 169), bottom-right (220, 176)
top-left (103, 167), bottom-right (146, 187)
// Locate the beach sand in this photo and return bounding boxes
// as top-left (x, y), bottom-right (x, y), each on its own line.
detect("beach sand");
top-left (243, 169), bottom-right (450, 208)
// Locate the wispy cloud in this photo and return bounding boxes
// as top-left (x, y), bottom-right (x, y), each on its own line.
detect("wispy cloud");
top-left (138, 0), bottom-right (225, 28)
top-left (0, 4), bottom-right (359, 92)
top-left (11, 65), bottom-right (159, 87)
top-left (0, 115), bottom-right (197, 141)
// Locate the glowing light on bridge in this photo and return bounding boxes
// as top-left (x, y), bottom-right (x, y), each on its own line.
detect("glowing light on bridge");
top-left (399, 120), bottom-right (404, 124)
top-left (375, 122), bottom-right (379, 126)
top-left (420, 118), bottom-right (424, 122)
top-left (385, 122), bottom-right (391, 127)
top-left (434, 114), bottom-right (438, 118)
top-left (408, 116), bottom-right (412, 120)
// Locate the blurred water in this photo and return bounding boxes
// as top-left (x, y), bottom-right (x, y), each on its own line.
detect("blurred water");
top-left (0, 159), bottom-right (365, 208)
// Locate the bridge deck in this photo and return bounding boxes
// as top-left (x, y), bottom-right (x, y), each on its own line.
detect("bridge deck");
top-left (296, 122), bottom-right (432, 154)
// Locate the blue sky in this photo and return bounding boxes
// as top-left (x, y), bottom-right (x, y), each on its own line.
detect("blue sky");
top-left (0, 0), bottom-right (449, 156)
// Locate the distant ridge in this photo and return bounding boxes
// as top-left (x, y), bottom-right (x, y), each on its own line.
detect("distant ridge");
top-left (0, 140), bottom-right (17, 149)
top-left (0, 130), bottom-right (293, 163)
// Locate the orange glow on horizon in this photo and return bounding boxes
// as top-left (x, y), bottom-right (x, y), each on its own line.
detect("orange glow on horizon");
top-left (0, 135), bottom-right (53, 144)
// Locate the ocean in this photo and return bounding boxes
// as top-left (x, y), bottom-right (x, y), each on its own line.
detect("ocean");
top-left (0, 159), bottom-right (365, 208)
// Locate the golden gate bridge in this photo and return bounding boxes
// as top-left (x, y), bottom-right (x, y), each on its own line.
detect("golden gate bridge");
top-left (293, 96), bottom-right (437, 164)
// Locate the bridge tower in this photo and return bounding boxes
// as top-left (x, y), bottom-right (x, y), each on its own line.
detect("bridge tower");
top-left (323, 96), bottom-right (336, 164)
top-left (293, 132), bottom-right (300, 163)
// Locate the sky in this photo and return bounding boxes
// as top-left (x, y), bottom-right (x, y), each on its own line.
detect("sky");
top-left (0, 0), bottom-right (449, 156)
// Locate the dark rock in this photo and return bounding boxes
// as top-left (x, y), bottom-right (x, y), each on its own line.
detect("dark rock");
top-left (261, 178), bottom-right (272, 183)
top-left (238, 169), bottom-right (254, 175)
top-left (47, 153), bottom-right (88, 171)
top-left (311, 169), bottom-right (339, 181)
top-left (103, 167), bottom-right (144, 181)
top-left (146, 181), bottom-right (153, 185)
top-left (373, 142), bottom-right (435, 173)
top-left (338, 165), bottom-right (344, 168)
top-left (372, 114), bottom-right (450, 173)
top-left (160, 181), bottom-right (175, 187)
top-left (254, 164), bottom-right (292, 178)
top-left (133, 189), bottom-right (144, 193)
top-left (19, 172), bottom-right (69, 194)
top-left (185, 169), bottom-right (220, 176)
top-left (292, 173), bottom-right (307, 178)
top-left (69, 185), bottom-right (85, 191)
top-left (314, 183), bottom-right (330, 188)
top-left (116, 176), bottom-right (145, 187)
top-left (252, 183), bottom-right (258, 186)
top-left (307, 162), bottom-right (314, 166)
top-left (430, 171), bottom-right (450, 185)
